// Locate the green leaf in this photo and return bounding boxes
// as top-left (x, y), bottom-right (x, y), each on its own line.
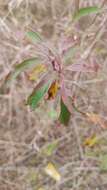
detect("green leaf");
top-left (15, 57), bottom-right (41, 71)
top-left (26, 31), bottom-right (42, 43)
top-left (0, 58), bottom-right (41, 92)
top-left (27, 81), bottom-right (50, 109)
top-left (73, 6), bottom-right (101, 21)
top-left (59, 98), bottom-right (71, 126)
top-left (100, 154), bottom-right (107, 171)
top-left (43, 141), bottom-right (58, 156)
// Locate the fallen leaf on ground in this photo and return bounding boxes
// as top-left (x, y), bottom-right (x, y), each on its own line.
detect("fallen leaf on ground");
top-left (84, 135), bottom-right (98, 147)
top-left (44, 162), bottom-right (61, 181)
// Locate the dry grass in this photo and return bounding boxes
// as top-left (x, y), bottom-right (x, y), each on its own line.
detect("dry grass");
top-left (0, 0), bottom-right (107, 189)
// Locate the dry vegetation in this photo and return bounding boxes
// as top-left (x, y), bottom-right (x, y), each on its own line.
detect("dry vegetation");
top-left (0, 0), bottom-right (107, 189)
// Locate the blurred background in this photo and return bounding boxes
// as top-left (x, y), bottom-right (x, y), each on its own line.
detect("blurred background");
top-left (0, 0), bottom-right (107, 189)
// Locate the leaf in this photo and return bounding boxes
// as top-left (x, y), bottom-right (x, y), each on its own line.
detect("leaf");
top-left (26, 31), bottom-right (42, 43)
top-left (100, 154), bottom-right (107, 171)
top-left (73, 6), bottom-right (101, 21)
top-left (29, 64), bottom-right (47, 81)
top-left (47, 80), bottom-right (59, 100)
top-left (84, 135), bottom-right (98, 147)
top-left (0, 58), bottom-right (41, 93)
top-left (43, 141), bottom-right (58, 156)
top-left (38, 188), bottom-right (45, 190)
top-left (44, 162), bottom-right (61, 181)
top-left (15, 58), bottom-right (41, 71)
top-left (59, 97), bottom-right (71, 126)
top-left (27, 80), bottom-right (51, 109)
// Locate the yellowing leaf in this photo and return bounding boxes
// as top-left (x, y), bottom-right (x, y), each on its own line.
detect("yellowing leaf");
top-left (86, 112), bottom-right (106, 128)
top-left (38, 188), bottom-right (45, 190)
top-left (44, 162), bottom-right (61, 181)
top-left (84, 135), bottom-right (98, 147)
top-left (29, 64), bottom-right (47, 81)
top-left (47, 80), bottom-right (59, 100)
top-left (0, 58), bottom-right (41, 94)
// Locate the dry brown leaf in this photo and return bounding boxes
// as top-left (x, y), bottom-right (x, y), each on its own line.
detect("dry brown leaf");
top-left (47, 80), bottom-right (60, 100)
